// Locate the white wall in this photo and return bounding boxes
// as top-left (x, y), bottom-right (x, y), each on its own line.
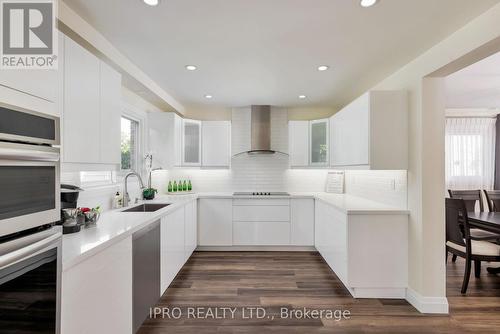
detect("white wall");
top-left (363, 2), bottom-right (500, 311)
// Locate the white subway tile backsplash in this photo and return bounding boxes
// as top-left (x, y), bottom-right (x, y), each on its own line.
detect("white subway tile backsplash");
top-left (66, 158), bottom-right (408, 212)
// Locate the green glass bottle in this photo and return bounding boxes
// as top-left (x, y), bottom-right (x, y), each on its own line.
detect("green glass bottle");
top-left (188, 180), bottom-right (192, 191)
top-left (168, 181), bottom-right (172, 193)
top-left (173, 181), bottom-right (177, 192)
top-left (179, 180), bottom-right (183, 192)
top-left (183, 180), bottom-right (187, 191)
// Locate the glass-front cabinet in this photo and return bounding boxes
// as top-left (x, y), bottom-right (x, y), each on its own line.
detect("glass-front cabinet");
top-left (309, 119), bottom-right (329, 166)
top-left (182, 119), bottom-right (202, 166)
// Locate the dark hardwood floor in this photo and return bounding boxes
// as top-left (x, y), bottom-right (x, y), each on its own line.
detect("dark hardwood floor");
top-left (138, 252), bottom-right (500, 333)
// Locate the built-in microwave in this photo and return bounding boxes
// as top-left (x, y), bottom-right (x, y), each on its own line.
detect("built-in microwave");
top-left (0, 104), bottom-right (61, 238)
top-left (0, 104), bottom-right (60, 146)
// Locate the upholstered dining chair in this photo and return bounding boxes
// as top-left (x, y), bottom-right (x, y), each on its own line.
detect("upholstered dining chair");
top-left (448, 190), bottom-right (484, 212)
top-left (445, 198), bottom-right (500, 294)
top-left (484, 190), bottom-right (500, 212)
top-left (447, 189), bottom-right (498, 262)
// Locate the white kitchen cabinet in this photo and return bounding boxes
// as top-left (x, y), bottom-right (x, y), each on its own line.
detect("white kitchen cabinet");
top-left (202, 121), bottom-right (231, 167)
top-left (270, 107), bottom-right (289, 154)
top-left (289, 119), bottom-right (329, 168)
top-left (160, 206), bottom-right (185, 293)
top-left (99, 62), bottom-right (122, 164)
top-left (0, 69), bottom-right (58, 103)
top-left (198, 199), bottom-right (233, 246)
top-left (184, 199), bottom-right (197, 261)
top-left (314, 198), bottom-right (408, 298)
top-left (62, 237), bottom-right (132, 334)
top-left (174, 114), bottom-right (183, 166)
top-left (233, 205), bottom-right (290, 222)
top-left (63, 35), bottom-right (100, 164)
top-left (231, 107), bottom-right (252, 155)
top-left (62, 35), bottom-right (122, 166)
top-left (310, 119), bottom-right (329, 166)
top-left (330, 91), bottom-right (408, 169)
top-left (289, 121), bottom-right (309, 167)
top-left (232, 198), bottom-right (291, 246)
top-left (182, 119), bottom-right (202, 166)
top-left (233, 221), bottom-right (290, 246)
top-left (148, 112), bottom-right (182, 169)
top-left (291, 199), bottom-right (314, 246)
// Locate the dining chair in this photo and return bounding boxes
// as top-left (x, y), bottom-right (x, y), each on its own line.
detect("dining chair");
top-left (447, 189), bottom-right (494, 262)
top-left (445, 198), bottom-right (500, 294)
top-left (448, 190), bottom-right (484, 212)
top-left (484, 190), bottom-right (500, 212)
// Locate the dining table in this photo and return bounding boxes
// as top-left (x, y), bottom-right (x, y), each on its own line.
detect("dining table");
top-left (468, 212), bottom-right (500, 274)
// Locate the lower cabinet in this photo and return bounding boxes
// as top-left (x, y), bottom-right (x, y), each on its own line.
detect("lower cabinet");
top-left (184, 199), bottom-right (197, 261)
top-left (160, 199), bottom-right (198, 294)
top-left (161, 205), bottom-right (186, 294)
top-left (61, 237), bottom-right (133, 334)
top-left (233, 221), bottom-right (290, 245)
top-left (291, 199), bottom-right (315, 246)
top-left (314, 199), bottom-right (408, 299)
top-left (198, 199), bottom-right (233, 246)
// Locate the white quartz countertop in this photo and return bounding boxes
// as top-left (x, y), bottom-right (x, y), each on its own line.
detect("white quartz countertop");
top-left (62, 194), bottom-right (197, 272)
top-left (62, 192), bottom-right (407, 272)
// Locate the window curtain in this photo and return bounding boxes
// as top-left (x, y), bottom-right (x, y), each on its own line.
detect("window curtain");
top-left (445, 118), bottom-right (496, 191)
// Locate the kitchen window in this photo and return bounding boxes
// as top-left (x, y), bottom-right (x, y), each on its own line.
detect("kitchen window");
top-left (121, 116), bottom-right (140, 172)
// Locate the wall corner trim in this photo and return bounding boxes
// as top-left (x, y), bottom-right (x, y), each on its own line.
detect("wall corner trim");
top-left (405, 288), bottom-right (449, 314)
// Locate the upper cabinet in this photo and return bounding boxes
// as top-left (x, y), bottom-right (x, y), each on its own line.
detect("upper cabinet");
top-left (148, 112), bottom-right (181, 170)
top-left (63, 35), bottom-right (101, 164)
top-left (202, 121), bottom-right (231, 167)
top-left (310, 119), bottom-right (329, 166)
top-left (149, 113), bottom-right (230, 169)
top-left (0, 32), bottom-right (60, 117)
top-left (231, 107), bottom-right (251, 155)
top-left (62, 35), bottom-right (122, 166)
top-left (289, 118), bottom-right (329, 168)
top-left (288, 121), bottom-right (309, 167)
top-left (99, 62), bottom-right (122, 164)
top-left (182, 119), bottom-right (202, 166)
top-left (330, 91), bottom-right (408, 170)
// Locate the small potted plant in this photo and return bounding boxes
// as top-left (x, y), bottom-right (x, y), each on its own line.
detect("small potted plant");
top-left (142, 187), bottom-right (158, 200)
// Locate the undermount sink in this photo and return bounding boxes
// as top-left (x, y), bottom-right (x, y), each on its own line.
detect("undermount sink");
top-left (122, 203), bottom-right (170, 212)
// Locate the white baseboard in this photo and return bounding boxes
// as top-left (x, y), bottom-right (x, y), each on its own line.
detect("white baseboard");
top-left (196, 246), bottom-right (316, 252)
top-left (405, 287), bottom-right (449, 314)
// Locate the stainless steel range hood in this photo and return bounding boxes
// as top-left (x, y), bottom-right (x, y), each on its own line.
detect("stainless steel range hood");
top-left (248, 105), bottom-right (275, 154)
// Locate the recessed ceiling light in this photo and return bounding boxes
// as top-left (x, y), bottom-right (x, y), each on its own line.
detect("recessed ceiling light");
top-left (143, 0), bottom-right (159, 6)
top-left (185, 65), bottom-right (197, 71)
top-left (360, 0), bottom-right (378, 7)
top-left (204, 94), bottom-right (213, 99)
top-left (299, 95), bottom-right (307, 99)
top-left (317, 65), bottom-right (329, 71)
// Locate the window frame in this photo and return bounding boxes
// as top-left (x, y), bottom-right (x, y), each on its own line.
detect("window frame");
top-left (119, 104), bottom-right (147, 179)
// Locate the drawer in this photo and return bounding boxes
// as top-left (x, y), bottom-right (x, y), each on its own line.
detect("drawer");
top-left (233, 199), bottom-right (290, 206)
top-left (233, 222), bottom-right (290, 246)
top-left (233, 205), bottom-right (290, 222)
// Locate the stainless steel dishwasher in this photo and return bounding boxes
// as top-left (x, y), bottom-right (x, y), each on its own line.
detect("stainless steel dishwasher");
top-left (133, 221), bottom-right (160, 333)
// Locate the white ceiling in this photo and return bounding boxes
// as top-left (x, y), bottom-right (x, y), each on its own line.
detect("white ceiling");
top-left (446, 51), bottom-right (500, 109)
top-left (63, 0), bottom-right (499, 109)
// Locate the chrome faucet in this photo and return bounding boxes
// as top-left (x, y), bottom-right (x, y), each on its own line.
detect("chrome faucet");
top-left (123, 171), bottom-right (145, 207)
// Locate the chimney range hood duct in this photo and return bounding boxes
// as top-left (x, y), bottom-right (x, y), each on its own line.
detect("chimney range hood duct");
top-left (249, 105), bottom-right (275, 154)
